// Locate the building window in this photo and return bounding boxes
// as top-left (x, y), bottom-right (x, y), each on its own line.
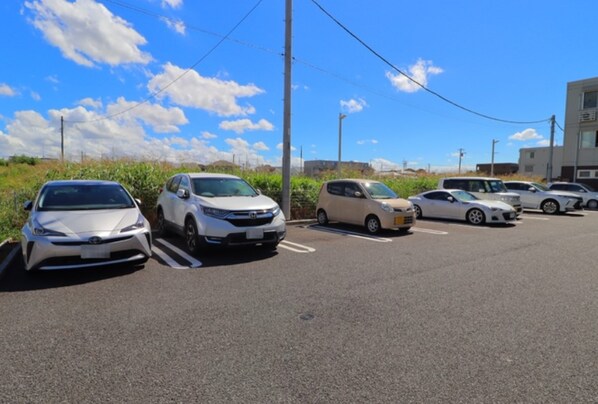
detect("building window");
top-left (524, 165), bottom-right (534, 172)
top-left (578, 170), bottom-right (591, 178)
top-left (525, 151), bottom-right (535, 159)
top-left (580, 130), bottom-right (598, 148)
top-left (583, 91), bottom-right (598, 109)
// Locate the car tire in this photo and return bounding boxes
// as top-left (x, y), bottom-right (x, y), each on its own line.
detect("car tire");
top-left (365, 215), bottom-right (381, 234)
top-left (414, 204), bottom-right (422, 219)
top-left (587, 199), bottom-right (598, 210)
top-left (541, 199), bottom-right (559, 215)
top-left (466, 208), bottom-right (485, 225)
top-left (317, 209), bottom-right (329, 225)
top-left (185, 218), bottom-right (201, 255)
top-left (156, 207), bottom-right (169, 237)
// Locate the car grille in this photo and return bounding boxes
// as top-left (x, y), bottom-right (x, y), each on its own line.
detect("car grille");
top-left (225, 210), bottom-right (274, 227)
top-left (404, 216), bottom-right (415, 225)
top-left (37, 250), bottom-right (146, 267)
top-left (51, 235), bottom-right (134, 246)
top-left (227, 231), bottom-right (279, 245)
top-left (502, 212), bottom-right (515, 220)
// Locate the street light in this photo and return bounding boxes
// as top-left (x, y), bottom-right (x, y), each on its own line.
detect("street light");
top-left (337, 113), bottom-right (347, 176)
top-left (491, 139), bottom-right (499, 176)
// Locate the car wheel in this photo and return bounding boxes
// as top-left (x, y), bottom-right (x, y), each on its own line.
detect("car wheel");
top-left (541, 199), bottom-right (559, 215)
top-left (317, 209), bottom-right (329, 225)
top-left (587, 199), bottom-right (598, 210)
top-left (156, 208), bottom-right (169, 236)
top-left (365, 215), bottom-right (381, 234)
top-left (414, 204), bottom-right (422, 219)
top-left (466, 208), bottom-right (485, 225)
top-left (185, 218), bottom-right (201, 255)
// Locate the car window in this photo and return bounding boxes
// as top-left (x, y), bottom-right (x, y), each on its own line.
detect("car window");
top-left (453, 190), bottom-right (478, 201)
top-left (179, 175), bottom-right (190, 192)
top-left (423, 191), bottom-right (449, 201)
top-left (363, 182), bottom-right (397, 199)
top-left (487, 180), bottom-right (507, 192)
top-left (532, 183), bottom-right (549, 191)
top-left (38, 184), bottom-right (135, 211)
top-left (326, 182), bottom-right (344, 196)
top-left (167, 176), bottom-right (182, 193)
top-left (343, 182), bottom-right (362, 198)
top-left (192, 178), bottom-right (258, 197)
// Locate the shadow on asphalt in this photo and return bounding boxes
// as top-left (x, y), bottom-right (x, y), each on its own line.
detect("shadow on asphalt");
top-left (0, 261), bottom-right (143, 293)
top-left (307, 223), bottom-right (416, 237)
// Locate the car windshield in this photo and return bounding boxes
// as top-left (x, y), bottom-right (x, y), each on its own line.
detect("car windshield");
top-left (192, 178), bottom-right (258, 197)
top-left (452, 190), bottom-right (479, 202)
top-left (37, 184), bottom-right (135, 211)
top-left (363, 182), bottom-right (397, 199)
top-left (532, 182), bottom-right (550, 191)
top-left (581, 183), bottom-right (596, 192)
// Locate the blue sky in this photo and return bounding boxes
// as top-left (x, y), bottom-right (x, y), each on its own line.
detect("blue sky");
top-left (1, 0), bottom-right (597, 172)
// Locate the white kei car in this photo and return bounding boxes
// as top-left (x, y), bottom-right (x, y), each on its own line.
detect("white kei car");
top-left (156, 173), bottom-right (286, 254)
top-left (408, 189), bottom-right (517, 225)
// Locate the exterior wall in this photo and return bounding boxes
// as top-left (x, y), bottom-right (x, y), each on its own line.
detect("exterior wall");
top-left (518, 146), bottom-right (563, 179)
top-left (562, 76), bottom-right (598, 187)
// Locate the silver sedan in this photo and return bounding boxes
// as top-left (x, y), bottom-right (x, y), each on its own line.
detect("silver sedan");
top-left (21, 180), bottom-right (152, 271)
top-left (408, 189), bottom-right (517, 225)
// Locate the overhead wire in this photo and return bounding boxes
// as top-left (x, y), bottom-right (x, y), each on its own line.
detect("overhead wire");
top-left (65, 0), bottom-right (264, 124)
top-left (309, 0), bottom-right (551, 126)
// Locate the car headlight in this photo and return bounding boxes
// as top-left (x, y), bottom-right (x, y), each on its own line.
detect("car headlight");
top-left (201, 206), bottom-right (230, 219)
top-left (271, 205), bottom-right (281, 216)
top-left (380, 203), bottom-right (394, 213)
top-left (120, 213), bottom-right (146, 233)
top-left (31, 218), bottom-right (67, 237)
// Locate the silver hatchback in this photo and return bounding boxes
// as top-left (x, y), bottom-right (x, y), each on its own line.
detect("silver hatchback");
top-left (21, 180), bottom-right (152, 271)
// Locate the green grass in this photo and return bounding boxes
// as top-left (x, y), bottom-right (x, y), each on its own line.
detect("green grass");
top-left (0, 159), bottom-right (536, 241)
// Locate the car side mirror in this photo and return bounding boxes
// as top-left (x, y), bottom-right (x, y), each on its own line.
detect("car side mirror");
top-left (478, 189), bottom-right (486, 193)
top-left (176, 189), bottom-right (190, 199)
top-left (135, 198), bottom-right (143, 206)
top-left (528, 187), bottom-right (536, 192)
top-left (24, 200), bottom-right (33, 211)
top-left (354, 191), bottom-right (363, 198)
top-left (447, 196), bottom-right (455, 203)
top-left (256, 189), bottom-right (262, 195)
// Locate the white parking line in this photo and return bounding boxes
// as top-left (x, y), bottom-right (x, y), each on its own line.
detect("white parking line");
top-left (518, 215), bottom-right (549, 221)
top-left (154, 238), bottom-right (203, 268)
top-left (310, 225), bottom-right (393, 242)
top-left (151, 245), bottom-right (189, 269)
top-left (278, 240), bottom-right (316, 253)
top-left (411, 227), bottom-right (449, 235)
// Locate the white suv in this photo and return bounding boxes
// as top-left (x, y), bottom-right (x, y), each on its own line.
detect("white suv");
top-left (156, 173), bottom-right (286, 254)
top-left (548, 182), bottom-right (598, 209)
top-left (437, 177), bottom-right (523, 215)
top-left (504, 181), bottom-right (582, 214)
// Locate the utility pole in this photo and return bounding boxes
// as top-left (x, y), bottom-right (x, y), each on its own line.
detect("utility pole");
top-left (491, 139), bottom-right (499, 176)
top-left (546, 114), bottom-right (555, 182)
top-left (61, 116), bottom-right (64, 162)
top-left (281, 0), bottom-right (292, 218)
top-left (458, 148), bottom-right (465, 174)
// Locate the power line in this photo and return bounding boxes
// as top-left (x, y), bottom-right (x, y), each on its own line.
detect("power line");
top-left (66, 0), bottom-right (264, 124)
top-left (309, 0), bottom-right (551, 126)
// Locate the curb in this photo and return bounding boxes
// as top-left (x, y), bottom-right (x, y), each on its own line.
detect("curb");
top-left (0, 239), bottom-right (21, 282)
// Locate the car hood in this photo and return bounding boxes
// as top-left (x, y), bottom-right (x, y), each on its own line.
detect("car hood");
top-left (196, 194), bottom-right (278, 211)
top-left (34, 209), bottom-right (141, 236)
top-left (376, 198), bottom-right (412, 209)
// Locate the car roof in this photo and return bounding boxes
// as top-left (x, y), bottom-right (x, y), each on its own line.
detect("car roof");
top-left (325, 178), bottom-right (381, 184)
top-left (440, 176), bottom-right (501, 181)
top-left (43, 180), bottom-right (121, 187)
top-left (183, 173), bottom-right (241, 179)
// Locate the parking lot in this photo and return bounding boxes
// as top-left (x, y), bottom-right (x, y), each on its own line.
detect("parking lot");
top-left (1, 211), bottom-right (598, 402)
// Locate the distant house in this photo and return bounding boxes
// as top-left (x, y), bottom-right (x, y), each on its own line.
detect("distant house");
top-left (304, 160), bottom-right (372, 177)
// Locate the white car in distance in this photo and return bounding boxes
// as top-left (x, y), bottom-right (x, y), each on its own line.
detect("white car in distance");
top-left (504, 181), bottom-right (582, 214)
top-left (408, 189), bottom-right (517, 225)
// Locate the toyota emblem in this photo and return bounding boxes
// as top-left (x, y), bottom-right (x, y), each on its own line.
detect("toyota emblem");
top-left (88, 236), bottom-right (103, 245)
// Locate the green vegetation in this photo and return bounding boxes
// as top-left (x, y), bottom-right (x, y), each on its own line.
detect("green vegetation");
top-left (0, 159), bottom-right (533, 241)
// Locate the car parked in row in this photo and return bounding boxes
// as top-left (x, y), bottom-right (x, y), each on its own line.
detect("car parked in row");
top-left (437, 176), bottom-right (523, 216)
top-left (408, 189), bottom-right (517, 225)
top-left (548, 182), bottom-right (598, 209)
top-left (21, 180), bottom-right (152, 271)
top-left (156, 173), bottom-right (286, 254)
top-left (504, 181), bottom-right (583, 214)
top-left (316, 179), bottom-right (415, 234)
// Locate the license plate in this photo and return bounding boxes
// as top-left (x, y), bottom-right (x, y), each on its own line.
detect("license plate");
top-left (394, 216), bottom-right (404, 225)
top-left (246, 228), bottom-right (264, 240)
top-left (81, 244), bottom-right (110, 259)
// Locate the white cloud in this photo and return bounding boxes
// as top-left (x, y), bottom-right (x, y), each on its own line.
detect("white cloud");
top-left (162, 0), bottom-right (183, 8)
top-left (509, 128), bottom-right (543, 141)
top-left (148, 63), bottom-right (264, 116)
top-left (253, 141), bottom-right (269, 151)
top-left (0, 84), bottom-right (16, 96)
top-left (162, 17), bottom-right (186, 35)
top-left (537, 139), bottom-right (550, 147)
top-left (276, 142), bottom-right (296, 152)
top-left (78, 97), bottom-right (103, 109)
top-left (106, 97), bottom-right (188, 133)
top-left (219, 118), bottom-right (274, 134)
top-left (386, 58), bottom-right (443, 93)
top-left (30, 91), bottom-right (41, 101)
top-left (340, 98), bottom-right (367, 113)
top-left (370, 158), bottom-right (400, 171)
top-left (357, 139), bottom-right (378, 145)
top-left (201, 131), bottom-right (217, 139)
top-left (25, 0), bottom-right (152, 67)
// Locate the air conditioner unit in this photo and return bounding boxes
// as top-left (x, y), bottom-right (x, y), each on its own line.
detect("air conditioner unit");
top-left (579, 110), bottom-right (597, 122)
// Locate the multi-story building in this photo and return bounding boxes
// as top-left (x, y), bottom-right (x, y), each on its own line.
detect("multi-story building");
top-left (561, 76), bottom-right (598, 187)
top-left (517, 146), bottom-right (563, 179)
